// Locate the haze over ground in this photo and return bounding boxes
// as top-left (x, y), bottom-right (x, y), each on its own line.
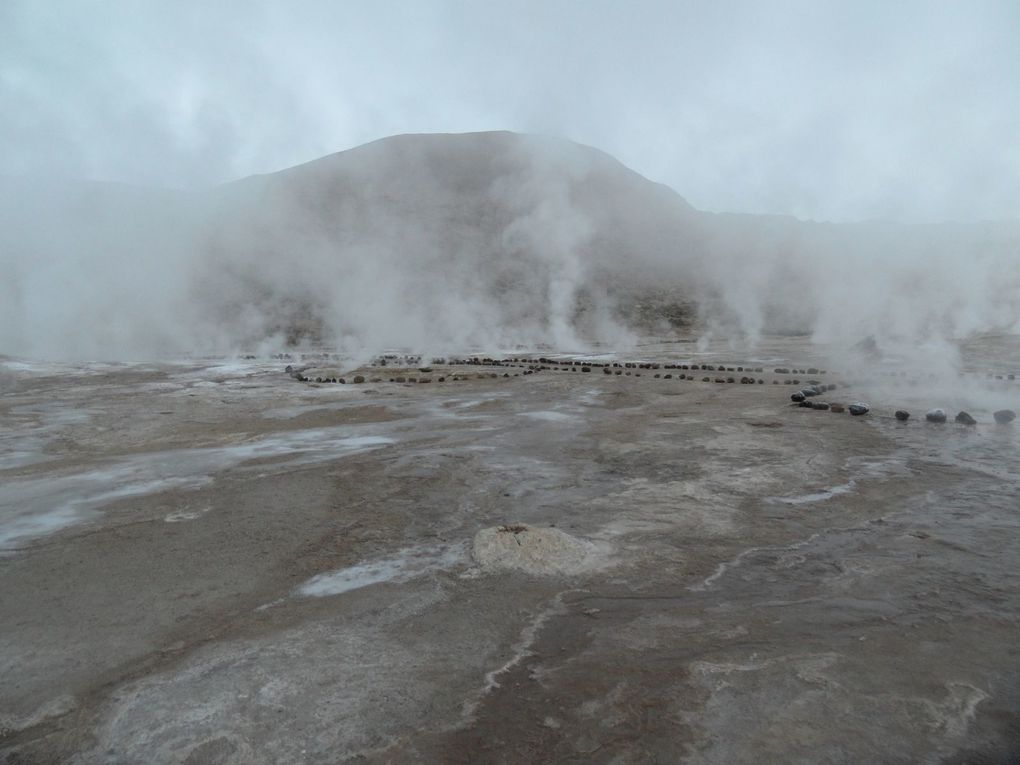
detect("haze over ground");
top-left (1, 1), bottom-right (1018, 360)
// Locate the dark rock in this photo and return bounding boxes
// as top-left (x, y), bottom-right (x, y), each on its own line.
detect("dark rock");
top-left (791, 392), bottom-right (806, 402)
top-left (993, 409), bottom-right (1016, 424)
top-left (895, 410), bottom-right (910, 421)
top-left (829, 403), bottom-right (845, 413)
top-left (582, 367), bottom-right (591, 373)
top-left (925, 408), bottom-right (947, 423)
top-left (799, 400), bottom-right (815, 408)
top-left (848, 403), bottom-right (870, 416)
top-left (812, 402), bottom-right (830, 410)
top-left (954, 411), bottom-right (977, 425)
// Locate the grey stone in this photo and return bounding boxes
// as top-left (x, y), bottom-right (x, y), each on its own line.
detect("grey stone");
top-left (993, 409), bottom-right (1016, 424)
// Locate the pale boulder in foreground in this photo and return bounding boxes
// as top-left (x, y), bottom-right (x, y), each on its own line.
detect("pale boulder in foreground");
top-left (471, 524), bottom-right (609, 576)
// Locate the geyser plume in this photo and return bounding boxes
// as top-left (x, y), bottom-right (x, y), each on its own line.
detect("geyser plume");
top-left (0, 132), bottom-right (1017, 362)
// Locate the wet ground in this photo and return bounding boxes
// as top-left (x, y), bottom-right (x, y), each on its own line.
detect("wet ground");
top-left (1, 335), bottom-right (1018, 764)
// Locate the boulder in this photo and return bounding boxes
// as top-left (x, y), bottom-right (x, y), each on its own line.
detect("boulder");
top-left (895, 410), bottom-right (910, 421)
top-left (812, 402), bottom-right (830, 410)
top-left (925, 409), bottom-right (947, 423)
top-left (791, 392), bottom-right (806, 402)
top-left (954, 411), bottom-right (977, 425)
top-left (848, 403), bottom-right (870, 416)
top-left (993, 409), bottom-right (1016, 424)
top-left (829, 403), bottom-right (845, 413)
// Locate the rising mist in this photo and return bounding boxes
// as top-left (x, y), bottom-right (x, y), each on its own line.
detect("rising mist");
top-left (1, 132), bottom-right (1018, 365)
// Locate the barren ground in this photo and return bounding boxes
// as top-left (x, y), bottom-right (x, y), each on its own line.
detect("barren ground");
top-left (2, 337), bottom-right (1019, 764)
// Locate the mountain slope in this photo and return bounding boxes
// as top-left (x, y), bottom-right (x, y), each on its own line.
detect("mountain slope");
top-left (0, 131), bottom-right (1017, 358)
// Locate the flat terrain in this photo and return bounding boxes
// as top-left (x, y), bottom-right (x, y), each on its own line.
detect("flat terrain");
top-left (2, 338), bottom-right (1019, 764)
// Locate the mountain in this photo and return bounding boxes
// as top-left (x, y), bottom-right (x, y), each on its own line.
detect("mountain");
top-left (1, 131), bottom-right (1018, 358)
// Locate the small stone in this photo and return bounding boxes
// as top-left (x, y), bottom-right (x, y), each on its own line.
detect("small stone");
top-left (799, 400), bottom-right (815, 408)
top-left (954, 411), bottom-right (977, 425)
top-left (895, 410), bottom-right (910, 421)
top-left (812, 402), bottom-right (830, 410)
top-left (352, 375), bottom-right (365, 384)
top-left (993, 409), bottom-right (1016, 424)
top-left (829, 403), bottom-right (845, 413)
top-left (791, 392), bottom-right (806, 402)
top-left (925, 408), bottom-right (947, 423)
top-left (848, 403), bottom-right (870, 416)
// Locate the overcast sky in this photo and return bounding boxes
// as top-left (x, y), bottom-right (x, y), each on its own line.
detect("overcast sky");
top-left (1, 0), bottom-right (1017, 222)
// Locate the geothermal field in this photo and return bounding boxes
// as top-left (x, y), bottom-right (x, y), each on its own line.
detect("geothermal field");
top-left (2, 131), bottom-right (1020, 764)
top-left (2, 333), bottom-right (1019, 763)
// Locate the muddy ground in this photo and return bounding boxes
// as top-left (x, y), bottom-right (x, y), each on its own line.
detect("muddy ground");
top-left (1, 338), bottom-right (1019, 764)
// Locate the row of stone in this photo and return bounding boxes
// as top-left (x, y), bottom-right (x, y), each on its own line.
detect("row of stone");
top-left (773, 367), bottom-right (826, 375)
top-left (897, 408), bottom-right (1016, 425)
top-left (793, 400), bottom-right (868, 415)
top-left (790, 393), bottom-right (1016, 425)
top-left (445, 357), bottom-right (771, 373)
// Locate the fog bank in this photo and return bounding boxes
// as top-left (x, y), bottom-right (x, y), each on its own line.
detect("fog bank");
top-left (1, 132), bottom-right (1017, 363)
